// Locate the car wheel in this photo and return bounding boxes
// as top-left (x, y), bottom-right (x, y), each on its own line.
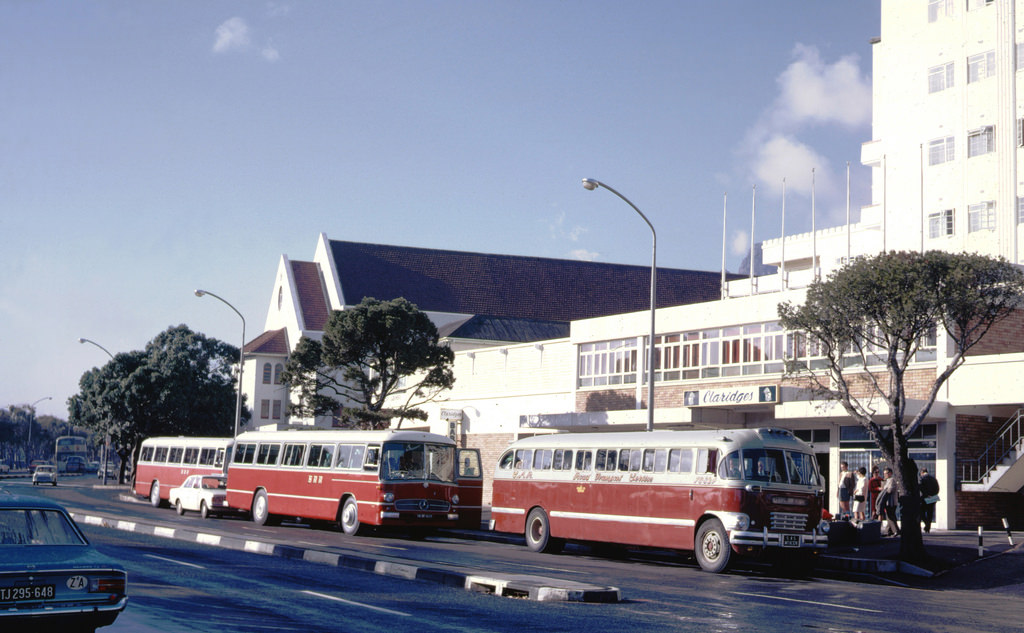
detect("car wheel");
top-left (200, 500), bottom-right (210, 520)
top-left (175, 499), bottom-right (185, 515)
top-left (695, 518), bottom-right (731, 573)
top-left (252, 490), bottom-right (272, 526)
top-left (339, 497), bottom-right (361, 536)
top-left (150, 481), bottom-right (162, 508)
top-left (525, 507), bottom-right (562, 553)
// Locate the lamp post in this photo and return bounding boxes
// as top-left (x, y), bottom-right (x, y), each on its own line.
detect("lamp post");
top-left (581, 178), bottom-right (657, 432)
top-left (195, 289), bottom-right (246, 438)
top-left (27, 396), bottom-right (52, 467)
top-left (79, 337), bottom-right (114, 484)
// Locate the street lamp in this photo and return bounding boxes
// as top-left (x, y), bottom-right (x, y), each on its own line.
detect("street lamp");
top-left (27, 396), bottom-right (52, 466)
top-left (79, 337), bottom-right (114, 484)
top-left (78, 337), bottom-right (114, 359)
top-left (581, 178), bottom-right (657, 432)
top-left (195, 289), bottom-right (246, 438)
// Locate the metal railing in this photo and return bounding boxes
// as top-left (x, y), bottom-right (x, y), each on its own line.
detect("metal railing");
top-left (960, 409), bottom-right (1024, 484)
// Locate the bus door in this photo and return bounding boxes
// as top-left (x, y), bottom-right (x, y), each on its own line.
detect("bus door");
top-left (456, 448), bottom-right (483, 529)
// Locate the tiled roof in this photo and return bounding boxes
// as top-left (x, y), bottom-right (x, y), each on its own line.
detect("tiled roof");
top-left (244, 328), bottom-right (289, 355)
top-left (291, 260), bottom-right (330, 331)
top-left (438, 316), bottom-right (570, 343)
top-left (331, 240), bottom-right (729, 323)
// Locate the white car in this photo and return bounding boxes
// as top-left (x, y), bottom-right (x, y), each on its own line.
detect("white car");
top-left (32, 465), bottom-right (58, 486)
top-left (168, 474), bottom-right (230, 519)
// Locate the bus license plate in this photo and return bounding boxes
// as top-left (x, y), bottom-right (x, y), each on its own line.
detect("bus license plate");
top-left (782, 534), bottom-right (801, 548)
top-left (1, 585), bottom-right (56, 602)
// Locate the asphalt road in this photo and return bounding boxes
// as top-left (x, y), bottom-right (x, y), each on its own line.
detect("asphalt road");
top-left (5, 477), bottom-right (1024, 632)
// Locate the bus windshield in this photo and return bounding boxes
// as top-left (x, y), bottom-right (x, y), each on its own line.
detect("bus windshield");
top-left (380, 442), bottom-right (455, 483)
top-left (720, 448), bottom-right (820, 486)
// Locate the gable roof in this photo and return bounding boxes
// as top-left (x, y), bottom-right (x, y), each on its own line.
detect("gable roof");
top-left (437, 315), bottom-right (570, 343)
top-left (291, 260), bottom-right (330, 331)
top-left (244, 328), bottom-right (289, 356)
top-left (330, 240), bottom-right (730, 323)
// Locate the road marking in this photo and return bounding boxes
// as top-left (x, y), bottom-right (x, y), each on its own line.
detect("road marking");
top-left (144, 554), bottom-right (206, 569)
top-left (731, 592), bottom-right (883, 613)
top-left (300, 590), bottom-right (411, 617)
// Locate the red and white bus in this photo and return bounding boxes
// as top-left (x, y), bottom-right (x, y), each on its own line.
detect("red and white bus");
top-left (491, 427), bottom-right (828, 573)
top-left (225, 429), bottom-right (483, 533)
top-left (134, 437), bottom-right (233, 507)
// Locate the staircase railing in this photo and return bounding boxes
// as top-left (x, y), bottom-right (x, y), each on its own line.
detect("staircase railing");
top-left (960, 409), bottom-right (1024, 484)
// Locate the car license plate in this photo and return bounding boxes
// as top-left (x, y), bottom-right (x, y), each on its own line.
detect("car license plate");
top-left (0, 585), bottom-right (56, 602)
top-left (782, 534), bottom-right (801, 548)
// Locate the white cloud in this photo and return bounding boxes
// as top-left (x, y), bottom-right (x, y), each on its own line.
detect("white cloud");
top-left (730, 230), bottom-right (750, 257)
top-left (771, 44), bottom-right (871, 129)
top-left (739, 44), bottom-right (869, 202)
top-left (213, 17), bottom-right (250, 53)
top-left (262, 46), bottom-right (281, 62)
top-left (751, 134), bottom-right (832, 198)
top-left (569, 249), bottom-right (600, 262)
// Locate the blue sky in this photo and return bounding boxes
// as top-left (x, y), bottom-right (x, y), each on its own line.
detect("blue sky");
top-left (0, 1), bottom-right (880, 418)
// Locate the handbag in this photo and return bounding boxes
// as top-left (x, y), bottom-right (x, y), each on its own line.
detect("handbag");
top-left (854, 494), bottom-right (865, 502)
top-left (924, 495), bottom-right (940, 504)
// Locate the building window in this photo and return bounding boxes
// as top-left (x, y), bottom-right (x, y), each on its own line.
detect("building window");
top-left (966, 0), bottom-right (994, 10)
top-left (1017, 44), bottom-right (1024, 71)
top-left (968, 126), bottom-right (995, 157)
top-left (262, 362), bottom-right (272, 384)
top-left (274, 363), bottom-right (284, 384)
top-left (928, 62), bottom-right (954, 93)
top-left (968, 51), bottom-right (995, 83)
top-left (929, 209), bottom-right (955, 238)
top-left (928, 0), bottom-right (953, 22)
top-left (1018, 197), bottom-right (1024, 224)
top-left (260, 399), bottom-right (270, 419)
top-left (272, 400), bottom-right (282, 420)
top-left (928, 136), bottom-right (955, 165)
top-left (968, 201), bottom-right (996, 232)
top-left (577, 338), bottom-right (638, 387)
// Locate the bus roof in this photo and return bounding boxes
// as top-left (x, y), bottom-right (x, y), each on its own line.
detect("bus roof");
top-left (234, 429), bottom-right (456, 446)
top-left (504, 428), bottom-right (810, 451)
top-left (140, 436), bottom-right (233, 447)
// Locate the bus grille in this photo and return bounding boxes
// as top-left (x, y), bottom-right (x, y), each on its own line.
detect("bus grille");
top-left (770, 512), bottom-right (808, 531)
top-left (395, 499), bottom-right (451, 512)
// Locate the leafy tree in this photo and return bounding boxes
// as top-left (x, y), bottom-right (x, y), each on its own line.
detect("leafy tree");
top-left (778, 251), bottom-right (1024, 562)
top-left (282, 297), bottom-right (455, 429)
top-left (69, 324), bottom-right (246, 481)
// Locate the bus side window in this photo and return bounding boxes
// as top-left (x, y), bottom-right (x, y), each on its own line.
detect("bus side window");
top-left (644, 449), bottom-right (666, 473)
top-left (183, 448), bottom-right (200, 465)
top-left (533, 449), bottom-right (552, 470)
top-left (514, 449), bottom-right (532, 470)
top-left (617, 450), bottom-right (631, 471)
top-left (697, 448), bottom-right (718, 474)
top-left (140, 446), bottom-right (154, 462)
top-left (575, 450), bottom-right (592, 471)
top-left (234, 443), bottom-right (256, 465)
top-left (363, 446), bottom-right (380, 470)
top-left (553, 449), bottom-right (572, 470)
top-left (498, 450), bottom-right (515, 470)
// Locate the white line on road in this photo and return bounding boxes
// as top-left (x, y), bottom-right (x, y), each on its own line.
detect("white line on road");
top-left (144, 553), bottom-right (207, 569)
top-left (301, 590), bottom-right (411, 617)
top-left (731, 591), bottom-right (884, 613)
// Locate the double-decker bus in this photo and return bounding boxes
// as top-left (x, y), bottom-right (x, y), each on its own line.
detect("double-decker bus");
top-left (225, 429), bottom-right (483, 533)
top-left (134, 437), bottom-right (233, 507)
top-left (54, 435), bottom-right (89, 473)
top-left (491, 427), bottom-right (828, 573)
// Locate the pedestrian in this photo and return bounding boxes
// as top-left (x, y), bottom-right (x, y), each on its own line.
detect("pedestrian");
top-left (867, 466), bottom-right (883, 520)
top-left (919, 467), bottom-right (940, 533)
top-left (837, 461), bottom-right (854, 519)
top-left (853, 466), bottom-right (868, 523)
top-left (876, 467), bottom-right (901, 536)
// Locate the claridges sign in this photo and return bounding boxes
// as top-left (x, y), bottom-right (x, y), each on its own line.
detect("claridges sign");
top-left (683, 385), bottom-right (778, 407)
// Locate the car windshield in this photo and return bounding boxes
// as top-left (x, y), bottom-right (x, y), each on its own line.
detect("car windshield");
top-left (0, 509), bottom-right (86, 546)
top-left (379, 442), bottom-right (455, 482)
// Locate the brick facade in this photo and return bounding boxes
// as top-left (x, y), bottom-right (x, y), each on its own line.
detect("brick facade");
top-left (955, 414), bottom-right (1024, 530)
top-left (965, 309), bottom-right (1024, 357)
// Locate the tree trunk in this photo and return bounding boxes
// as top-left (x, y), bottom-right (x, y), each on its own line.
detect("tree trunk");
top-left (897, 455), bottom-right (927, 563)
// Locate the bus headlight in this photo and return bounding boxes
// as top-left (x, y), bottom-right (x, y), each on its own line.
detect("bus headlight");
top-left (715, 512), bottom-right (750, 531)
top-left (452, 494), bottom-right (460, 506)
top-left (818, 519), bottom-right (830, 534)
top-left (383, 492), bottom-right (395, 503)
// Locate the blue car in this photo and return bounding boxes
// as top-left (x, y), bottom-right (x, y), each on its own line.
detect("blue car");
top-left (0, 493), bottom-right (127, 632)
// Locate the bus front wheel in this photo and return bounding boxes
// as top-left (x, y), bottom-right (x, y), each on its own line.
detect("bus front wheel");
top-left (340, 497), bottom-right (361, 536)
top-left (695, 518), bottom-right (731, 573)
top-left (525, 508), bottom-right (562, 554)
top-left (252, 490), bottom-right (272, 526)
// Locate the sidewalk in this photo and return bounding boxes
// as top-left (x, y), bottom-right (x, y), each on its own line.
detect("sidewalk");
top-left (820, 526), bottom-right (1024, 585)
